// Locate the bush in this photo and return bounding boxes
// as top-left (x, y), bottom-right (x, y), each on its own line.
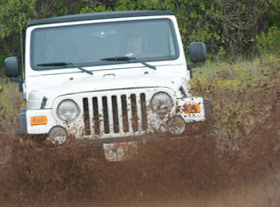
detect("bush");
top-left (257, 26), bottom-right (280, 55)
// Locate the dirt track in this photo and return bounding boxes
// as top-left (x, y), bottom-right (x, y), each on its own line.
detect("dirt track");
top-left (0, 85), bottom-right (280, 207)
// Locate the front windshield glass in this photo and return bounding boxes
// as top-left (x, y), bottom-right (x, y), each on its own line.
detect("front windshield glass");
top-left (31, 19), bottom-right (179, 70)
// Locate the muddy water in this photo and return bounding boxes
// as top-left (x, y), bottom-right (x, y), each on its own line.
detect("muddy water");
top-left (0, 90), bottom-right (280, 206)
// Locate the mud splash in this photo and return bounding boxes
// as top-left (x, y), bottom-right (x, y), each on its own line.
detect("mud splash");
top-left (0, 133), bottom-right (220, 205)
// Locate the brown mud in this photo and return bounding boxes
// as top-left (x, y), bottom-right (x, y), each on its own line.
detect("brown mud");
top-left (0, 84), bottom-right (280, 206)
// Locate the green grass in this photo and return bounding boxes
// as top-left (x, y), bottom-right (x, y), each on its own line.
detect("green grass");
top-left (0, 79), bottom-right (24, 123)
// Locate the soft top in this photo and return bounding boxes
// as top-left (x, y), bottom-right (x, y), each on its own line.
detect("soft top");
top-left (27, 10), bottom-right (175, 27)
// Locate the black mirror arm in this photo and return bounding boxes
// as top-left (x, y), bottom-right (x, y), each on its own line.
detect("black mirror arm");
top-left (10, 77), bottom-right (24, 92)
top-left (188, 67), bottom-right (193, 79)
top-left (187, 63), bottom-right (202, 79)
top-left (188, 62), bottom-right (202, 70)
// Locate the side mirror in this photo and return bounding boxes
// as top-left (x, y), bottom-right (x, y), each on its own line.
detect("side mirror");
top-left (190, 42), bottom-right (206, 63)
top-left (4, 56), bottom-right (20, 77)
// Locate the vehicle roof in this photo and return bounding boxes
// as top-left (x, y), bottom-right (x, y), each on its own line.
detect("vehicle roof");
top-left (27, 10), bottom-right (175, 27)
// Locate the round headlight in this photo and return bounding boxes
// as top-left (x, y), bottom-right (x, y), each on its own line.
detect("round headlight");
top-left (49, 126), bottom-right (67, 145)
top-left (150, 92), bottom-right (173, 114)
top-left (57, 100), bottom-right (80, 121)
top-left (167, 116), bottom-right (186, 136)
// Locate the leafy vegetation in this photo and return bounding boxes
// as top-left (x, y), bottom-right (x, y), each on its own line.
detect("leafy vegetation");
top-left (257, 26), bottom-right (280, 55)
top-left (0, 0), bottom-right (279, 72)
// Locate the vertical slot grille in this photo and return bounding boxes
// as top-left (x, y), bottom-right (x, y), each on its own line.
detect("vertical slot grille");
top-left (121, 95), bottom-right (129, 132)
top-left (131, 94), bottom-right (139, 132)
top-left (102, 96), bottom-right (110, 134)
top-left (111, 96), bottom-right (120, 133)
top-left (140, 93), bottom-right (148, 130)
top-left (92, 97), bottom-right (100, 135)
top-left (82, 92), bottom-right (149, 137)
top-left (82, 98), bottom-right (91, 135)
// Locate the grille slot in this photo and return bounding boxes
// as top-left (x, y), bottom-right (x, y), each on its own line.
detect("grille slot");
top-left (83, 92), bottom-right (148, 136)
top-left (112, 96), bottom-right (120, 133)
top-left (131, 94), bottom-right (139, 132)
top-left (82, 98), bottom-right (91, 135)
top-left (121, 95), bottom-right (129, 132)
top-left (102, 96), bottom-right (110, 134)
top-left (140, 93), bottom-right (148, 130)
top-left (92, 97), bottom-right (100, 135)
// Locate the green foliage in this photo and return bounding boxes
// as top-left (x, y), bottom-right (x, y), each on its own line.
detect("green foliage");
top-left (266, 0), bottom-right (280, 26)
top-left (0, 0), bottom-right (279, 74)
top-left (0, 0), bottom-right (37, 38)
top-left (257, 26), bottom-right (280, 55)
top-left (0, 0), bottom-right (36, 74)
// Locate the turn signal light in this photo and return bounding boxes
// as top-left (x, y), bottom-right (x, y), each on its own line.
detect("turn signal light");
top-left (184, 104), bottom-right (201, 114)
top-left (30, 116), bottom-right (48, 126)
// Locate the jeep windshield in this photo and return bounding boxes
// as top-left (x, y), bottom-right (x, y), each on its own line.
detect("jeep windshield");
top-left (31, 18), bottom-right (179, 70)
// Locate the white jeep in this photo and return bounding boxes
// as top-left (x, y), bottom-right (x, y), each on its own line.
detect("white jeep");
top-left (5, 10), bottom-right (208, 161)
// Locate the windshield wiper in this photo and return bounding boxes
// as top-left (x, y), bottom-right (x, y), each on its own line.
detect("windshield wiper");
top-left (100, 56), bottom-right (156, 70)
top-left (37, 62), bottom-right (72, 67)
top-left (101, 56), bottom-right (136, 61)
top-left (37, 62), bottom-right (93, 75)
top-left (75, 66), bottom-right (93, 75)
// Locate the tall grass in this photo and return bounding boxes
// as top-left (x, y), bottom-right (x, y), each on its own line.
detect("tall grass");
top-left (0, 79), bottom-right (24, 123)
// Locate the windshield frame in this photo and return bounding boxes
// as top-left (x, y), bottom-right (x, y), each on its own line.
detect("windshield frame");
top-left (30, 18), bottom-right (180, 71)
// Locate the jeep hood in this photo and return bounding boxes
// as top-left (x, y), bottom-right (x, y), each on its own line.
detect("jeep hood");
top-left (27, 73), bottom-right (190, 109)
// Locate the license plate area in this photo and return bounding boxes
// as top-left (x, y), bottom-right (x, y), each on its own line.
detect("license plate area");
top-left (103, 141), bottom-right (138, 162)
